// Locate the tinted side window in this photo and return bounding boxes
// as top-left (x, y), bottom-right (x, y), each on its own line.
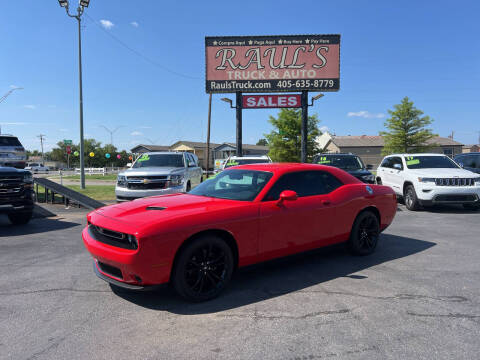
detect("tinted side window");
top-left (391, 157), bottom-right (403, 169)
top-left (380, 158), bottom-right (392, 168)
top-left (264, 171), bottom-right (343, 201)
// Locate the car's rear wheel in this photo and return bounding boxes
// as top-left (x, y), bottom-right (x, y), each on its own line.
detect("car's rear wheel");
top-left (172, 235), bottom-right (234, 302)
top-left (8, 211), bottom-right (33, 225)
top-left (348, 211), bottom-right (379, 256)
top-left (404, 185), bottom-right (420, 211)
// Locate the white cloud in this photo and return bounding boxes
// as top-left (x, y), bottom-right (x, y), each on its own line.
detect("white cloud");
top-left (131, 131), bottom-right (143, 136)
top-left (320, 126), bottom-right (329, 133)
top-left (10, 84), bottom-right (20, 89)
top-left (0, 122), bottom-right (29, 126)
top-left (100, 19), bottom-right (114, 29)
top-left (130, 21), bottom-right (139, 27)
top-left (347, 111), bottom-right (385, 119)
top-left (59, 128), bottom-right (69, 132)
top-left (23, 105), bottom-right (36, 109)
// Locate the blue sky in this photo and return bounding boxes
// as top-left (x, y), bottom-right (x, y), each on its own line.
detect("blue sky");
top-left (1, 0), bottom-right (479, 152)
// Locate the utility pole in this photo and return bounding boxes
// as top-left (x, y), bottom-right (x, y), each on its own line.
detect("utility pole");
top-left (58, 0), bottom-right (90, 189)
top-left (38, 134), bottom-right (46, 164)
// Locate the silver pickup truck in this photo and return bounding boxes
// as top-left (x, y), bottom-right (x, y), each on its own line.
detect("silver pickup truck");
top-left (115, 152), bottom-right (203, 201)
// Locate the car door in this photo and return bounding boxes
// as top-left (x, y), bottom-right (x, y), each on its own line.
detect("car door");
top-left (258, 170), bottom-right (339, 259)
top-left (388, 156), bottom-right (404, 193)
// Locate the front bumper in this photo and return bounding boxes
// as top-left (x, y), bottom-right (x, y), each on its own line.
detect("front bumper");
top-left (0, 190), bottom-right (35, 213)
top-left (416, 184), bottom-right (480, 204)
top-left (115, 184), bottom-right (184, 201)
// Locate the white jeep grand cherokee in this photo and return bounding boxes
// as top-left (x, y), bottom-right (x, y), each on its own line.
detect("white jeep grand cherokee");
top-left (376, 153), bottom-right (480, 211)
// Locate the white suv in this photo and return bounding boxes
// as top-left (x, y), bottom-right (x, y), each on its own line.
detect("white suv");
top-left (376, 153), bottom-right (480, 211)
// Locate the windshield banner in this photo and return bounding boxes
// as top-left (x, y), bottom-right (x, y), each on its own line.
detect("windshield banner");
top-left (205, 35), bottom-right (340, 93)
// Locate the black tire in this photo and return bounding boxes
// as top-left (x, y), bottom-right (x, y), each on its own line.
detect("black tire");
top-left (186, 182), bottom-right (191, 192)
top-left (8, 211), bottom-right (33, 225)
top-left (463, 204), bottom-right (480, 211)
top-left (404, 184), bottom-right (420, 211)
top-left (348, 211), bottom-right (380, 256)
top-left (376, 177), bottom-right (382, 185)
top-left (172, 235), bottom-right (234, 302)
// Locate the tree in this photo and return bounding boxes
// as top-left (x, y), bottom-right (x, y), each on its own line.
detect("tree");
top-left (256, 138), bottom-right (268, 146)
top-left (265, 108), bottom-right (321, 162)
top-left (380, 97), bottom-right (437, 155)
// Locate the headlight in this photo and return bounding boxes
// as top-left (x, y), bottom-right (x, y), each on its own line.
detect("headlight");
top-left (418, 177), bottom-right (436, 183)
top-left (168, 174), bottom-right (184, 187)
top-left (117, 175), bottom-right (127, 187)
top-left (127, 234), bottom-right (138, 249)
top-left (361, 174), bottom-right (374, 181)
top-left (23, 173), bottom-right (33, 183)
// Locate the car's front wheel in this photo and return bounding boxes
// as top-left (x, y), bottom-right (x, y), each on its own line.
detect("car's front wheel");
top-left (348, 211), bottom-right (380, 256)
top-left (8, 211), bottom-right (33, 225)
top-left (172, 235), bottom-right (234, 302)
top-left (404, 184), bottom-right (420, 211)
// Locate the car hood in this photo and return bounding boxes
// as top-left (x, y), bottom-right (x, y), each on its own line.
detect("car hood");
top-left (92, 193), bottom-right (243, 228)
top-left (408, 168), bottom-right (478, 178)
top-left (0, 166), bottom-right (28, 175)
top-left (119, 167), bottom-right (184, 177)
top-left (343, 169), bottom-right (372, 177)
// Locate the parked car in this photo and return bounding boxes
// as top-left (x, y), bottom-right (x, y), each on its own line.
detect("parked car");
top-left (454, 152), bottom-right (480, 174)
top-left (115, 152), bottom-right (202, 202)
top-left (313, 153), bottom-right (375, 183)
top-left (221, 155), bottom-right (272, 170)
top-left (376, 154), bottom-right (480, 210)
top-left (0, 134), bottom-right (27, 169)
top-left (0, 166), bottom-right (35, 224)
top-left (83, 163), bottom-right (397, 301)
top-left (25, 163), bottom-right (49, 173)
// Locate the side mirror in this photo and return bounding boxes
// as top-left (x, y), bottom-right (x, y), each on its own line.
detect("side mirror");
top-left (366, 164), bottom-right (373, 170)
top-left (393, 163), bottom-right (402, 170)
top-left (277, 190), bottom-right (298, 206)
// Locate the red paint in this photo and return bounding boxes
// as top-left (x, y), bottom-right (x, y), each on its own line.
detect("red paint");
top-left (66, 146), bottom-right (71, 154)
top-left (82, 163), bottom-right (397, 287)
top-left (243, 94), bottom-right (301, 108)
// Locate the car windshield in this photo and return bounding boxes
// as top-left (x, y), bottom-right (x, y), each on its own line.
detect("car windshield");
top-left (404, 156), bottom-right (459, 169)
top-left (0, 136), bottom-right (22, 146)
top-left (457, 155), bottom-right (480, 169)
top-left (224, 159), bottom-right (268, 168)
top-left (189, 169), bottom-right (273, 201)
top-left (132, 154), bottom-right (184, 168)
top-left (315, 155), bottom-right (364, 170)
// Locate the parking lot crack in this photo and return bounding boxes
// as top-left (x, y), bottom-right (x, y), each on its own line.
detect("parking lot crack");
top-left (218, 308), bottom-right (350, 320)
top-left (407, 311), bottom-right (480, 320)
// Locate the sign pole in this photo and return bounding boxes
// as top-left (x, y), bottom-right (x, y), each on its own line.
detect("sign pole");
top-left (301, 90), bottom-right (308, 163)
top-left (206, 93), bottom-right (212, 175)
top-left (236, 92), bottom-right (243, 156)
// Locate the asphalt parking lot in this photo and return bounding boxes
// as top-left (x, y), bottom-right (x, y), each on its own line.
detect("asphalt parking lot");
top-left (1, 204), bottom-right (479, 360)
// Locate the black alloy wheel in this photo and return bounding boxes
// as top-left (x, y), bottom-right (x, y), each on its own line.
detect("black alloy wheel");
top-left (404, 185), bottom-right (420, 211)
top-left (172, 235), bottom-right (234, 302)
top-left (348, 211), bottom-right (380, 255)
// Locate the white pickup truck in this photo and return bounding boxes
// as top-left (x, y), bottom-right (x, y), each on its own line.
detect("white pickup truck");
top-left (376, 153), bottom-right (480, 211)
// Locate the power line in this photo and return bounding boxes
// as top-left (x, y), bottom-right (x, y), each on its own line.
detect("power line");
top-left (84, 14), bottom-right (201, 80)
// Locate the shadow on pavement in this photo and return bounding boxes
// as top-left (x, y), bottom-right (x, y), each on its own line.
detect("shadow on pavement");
top-left (0, 215), bottom-right (80, 236)
top-left (424, 204), bottom-right (480, 214)
top-left (111, 234), bottom-right (436, 314)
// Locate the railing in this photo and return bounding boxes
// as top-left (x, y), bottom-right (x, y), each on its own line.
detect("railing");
top-left (34, 177), bottom-right (105, 210)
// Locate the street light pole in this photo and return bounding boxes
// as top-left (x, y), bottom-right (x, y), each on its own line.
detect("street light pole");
top-left (58, 0), bottom-right (90, 189)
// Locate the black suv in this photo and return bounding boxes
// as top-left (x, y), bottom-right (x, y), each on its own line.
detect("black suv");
top-left (454, 153), bottom-right (480, 174)
top-left (313, 153), bottom-right (375, 183)
top-left (0, 166), bottom-right (35, 225)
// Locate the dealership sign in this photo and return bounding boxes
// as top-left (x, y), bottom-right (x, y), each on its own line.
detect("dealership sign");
top-left (243, 94), bottom-right (301, 109)
top-left (205, 35), bottom-right (340, 93)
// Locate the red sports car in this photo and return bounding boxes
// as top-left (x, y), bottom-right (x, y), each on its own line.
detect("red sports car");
top-left (83, 163), bottom-right (397, 301)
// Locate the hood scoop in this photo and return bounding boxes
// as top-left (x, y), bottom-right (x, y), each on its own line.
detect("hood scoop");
top-left (146, 206), bottom-right (167, 211)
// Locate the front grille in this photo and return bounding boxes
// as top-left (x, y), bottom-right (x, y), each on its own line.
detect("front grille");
top-left (127, 182), bottom-right (166, 190)
top-left (0, 177), bottom-right (24, 197)
top-left (435, 178), bottom-right (474, 186)
top-left (0, 187), bottom-right (22, 195)
top-left (88, 225), bottom-right (138, 250)
top-left (97, 261), bottom-right (123, 279)
top-left (127, 176), bottom-right (167, 180)
top-left (434, 194), bottom-right (478, 203)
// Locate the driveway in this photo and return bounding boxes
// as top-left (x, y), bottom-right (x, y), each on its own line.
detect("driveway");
top-left (1, 204), bottom-right (479, 359)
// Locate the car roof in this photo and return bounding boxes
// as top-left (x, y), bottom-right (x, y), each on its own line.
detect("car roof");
top-left (229, 155), bottom-right (269, 159)
top-left (318, 153), bottom-right (359, 157)
top-left (142, 152), bottom-right (184, 156)
top-left (385, 153), bottom-right (446, 157)
top-left (230, 162), bottom-right (362, 184)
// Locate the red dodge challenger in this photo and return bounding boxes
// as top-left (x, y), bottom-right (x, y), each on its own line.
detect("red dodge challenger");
top-left (83, 163), bottom-right (397, 302)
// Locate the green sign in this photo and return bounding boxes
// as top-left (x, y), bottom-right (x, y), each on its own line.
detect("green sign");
top-left (64, 139), bottom-right (72, 145)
